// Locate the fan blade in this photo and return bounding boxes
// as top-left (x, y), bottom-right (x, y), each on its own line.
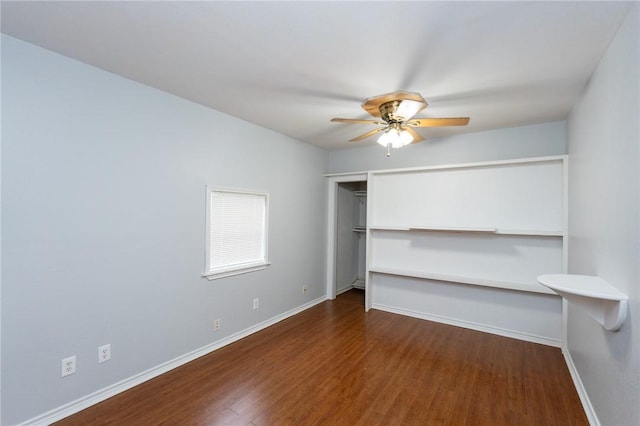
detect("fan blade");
top-left (403, 127), bottom-right (425, 144)
top-left (350, 127), bottom-right (386, 142)
top-left (331, 118), bottom-right (384, 125)
top-left (405, 117), bottom-right (470, 127)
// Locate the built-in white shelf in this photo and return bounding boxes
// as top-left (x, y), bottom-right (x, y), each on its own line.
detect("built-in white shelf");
top-left (495, 229), bottom-right (564, 237)
top-left (537, 274), bottom-right (628, 331)
top-left (370, 225), bottom-right (494, 233)
top-left (409, 226), bottom-right (496, 233)
top-left (369, 225), bottom-right (563, 237)
top-left (371, 266), bottom-right (557, 295)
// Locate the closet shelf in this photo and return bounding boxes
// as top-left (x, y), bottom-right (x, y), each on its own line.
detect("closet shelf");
top-left (369, 225), bottom-right (563, 236)
top-left (352, 226), bottom-right (366, 233)
top-left (537, 274), bottom-right (628, 331)
top-left (370, 266), bottom-right (556, 295)
top-left (354, 191), bottom-right (367, 197)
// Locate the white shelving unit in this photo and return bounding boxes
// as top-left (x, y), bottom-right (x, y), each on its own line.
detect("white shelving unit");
top-left (365, 156), bottom-right (567, 312)
top-left (326, 156), bottom-right (567, 346)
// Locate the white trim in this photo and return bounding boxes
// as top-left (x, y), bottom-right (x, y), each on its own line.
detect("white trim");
top-left (204, 262), bottom-right (271, 280)
top-left (364, 172), bottom-right (374, 311)
top-left (336, 285), bottom-right (354, 296)
top-left (372, 303), bottom-right (562, 348)
top-left (562, 157), bottom-right (570, 346)
top-left (562, 347), bottom-right (599, 425)
top-left (19, 296), bottom-right (328, 426)
top-left (326, 155), bottom-right (567, 178)
top-left (323, 171), bottom-right (371, 178)
top-left (369, 154), bottom-right (567, 176)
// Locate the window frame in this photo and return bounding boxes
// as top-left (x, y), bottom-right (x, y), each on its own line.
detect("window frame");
top-left (204, 186), bottom-right (270, 280)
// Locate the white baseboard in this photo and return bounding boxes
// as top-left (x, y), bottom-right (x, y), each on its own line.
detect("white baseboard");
top-left (336, 285), bottom-right (353, 295)
top-left (372, 303), bottom-right (562, 348)
top-left (20, 296), bottom-right (328, 426)
top-left (562, 347), bottom-right (599, 426)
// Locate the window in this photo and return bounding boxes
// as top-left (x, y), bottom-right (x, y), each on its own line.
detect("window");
top-left (205, 187), bottom-right (270, 280)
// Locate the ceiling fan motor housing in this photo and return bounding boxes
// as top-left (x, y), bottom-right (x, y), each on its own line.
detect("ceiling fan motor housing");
top-left (361, 91), bottom-right (429, 123)
top-left (380, 101), bottom-right (403, 122)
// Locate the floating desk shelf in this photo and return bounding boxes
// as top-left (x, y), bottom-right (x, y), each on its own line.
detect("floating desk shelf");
top-left (537, 274), bottom-right (628, 331)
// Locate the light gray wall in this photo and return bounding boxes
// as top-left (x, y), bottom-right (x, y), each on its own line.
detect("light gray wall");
top-left (328, 120), bottom-right (566, 174)
top-left (566, 5), bottom-right (639, 426)
top-left (1, 35), bottom-right (328, 425)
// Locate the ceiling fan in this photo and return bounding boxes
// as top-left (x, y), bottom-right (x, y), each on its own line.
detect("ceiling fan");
top-left (331, 91), bottom-right (470, 156)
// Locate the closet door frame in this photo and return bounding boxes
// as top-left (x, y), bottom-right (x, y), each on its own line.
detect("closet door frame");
top-left (325, 173), bottom-right (368, 301)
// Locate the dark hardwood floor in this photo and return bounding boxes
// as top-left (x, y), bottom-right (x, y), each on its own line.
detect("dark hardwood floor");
top-left (54, 289), bottom-right (587, 425)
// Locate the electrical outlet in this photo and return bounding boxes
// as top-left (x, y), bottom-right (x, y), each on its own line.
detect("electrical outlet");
top-left (214, 318), bottom-right (221, 330)
top-left (303, 285), bottom-right (308, 294)
top-left (98, 344), bottom-right (111, 363)
top-left (61, 356), bottom-right (76, 377)
top-left (253, 298), bottom-right (259, 310)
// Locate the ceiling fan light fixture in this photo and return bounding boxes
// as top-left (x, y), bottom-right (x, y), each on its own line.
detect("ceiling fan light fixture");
top-left (377, 128), bottom-right (413, 148)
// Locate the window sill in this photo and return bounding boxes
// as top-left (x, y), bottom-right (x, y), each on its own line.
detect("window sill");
top-left (204, 262), bottom-right (271, 281)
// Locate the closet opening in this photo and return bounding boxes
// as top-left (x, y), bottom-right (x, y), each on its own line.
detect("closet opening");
top-left (326, 173), bottom-right (368, 306)
top-left (336, 181), bottom-right (367, 296)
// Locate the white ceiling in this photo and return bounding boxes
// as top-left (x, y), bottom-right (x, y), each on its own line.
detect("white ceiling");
top-left (1, 1), bottom-right (632, 150)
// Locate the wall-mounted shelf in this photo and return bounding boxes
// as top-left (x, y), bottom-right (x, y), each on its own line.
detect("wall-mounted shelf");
top-left (371, 266), bottom-right (556, 295)
top-left (537, 274), bottom-right (628, 331)
top-left (495, 229), bottom-right (564, 237)
top-left (369, 225), bottom-right (563, 237)
top-left (370, 225), bottom-right (494, 233)
top-left (409, 226), bottom-right (496, 233)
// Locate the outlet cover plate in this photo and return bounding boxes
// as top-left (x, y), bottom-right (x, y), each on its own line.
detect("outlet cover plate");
top-left (61, 356), bottom-right (76, 377)
top-left (98, 344), bottom-right (111, 363)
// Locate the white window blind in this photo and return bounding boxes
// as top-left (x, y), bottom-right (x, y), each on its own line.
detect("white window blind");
top-left (205, 188), bottom-right (269, 280)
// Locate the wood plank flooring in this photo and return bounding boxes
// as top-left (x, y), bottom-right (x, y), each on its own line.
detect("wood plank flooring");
top-left (54, 290), bottom-right (588, 425)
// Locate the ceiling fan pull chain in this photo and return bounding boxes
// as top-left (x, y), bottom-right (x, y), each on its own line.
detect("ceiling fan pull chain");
top-left (386, 143), bottom-right (391, 157)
